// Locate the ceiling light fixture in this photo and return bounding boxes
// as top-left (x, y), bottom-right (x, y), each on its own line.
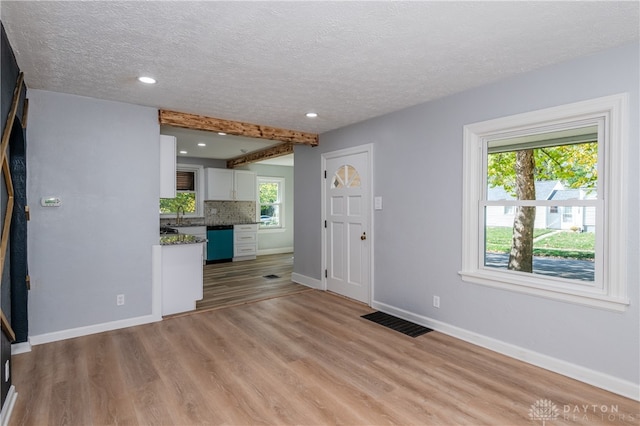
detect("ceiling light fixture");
top-left (305, 112), bottom-right (318, 118)
top-left (197, 143), bottom-right (206, 147)
top-left (179, 150), bottom-right (187, 154)
top-left (137, 76), bottom-right (156, 84)
top-left (218, 132), bottom-right (227, 136)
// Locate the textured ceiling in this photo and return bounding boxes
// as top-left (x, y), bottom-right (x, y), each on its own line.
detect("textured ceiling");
top-left (1, 1), bottom-right (638, 136)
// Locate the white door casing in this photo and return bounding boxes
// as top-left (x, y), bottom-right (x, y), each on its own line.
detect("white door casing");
top-left (322, 144), bottom-right (372, 304)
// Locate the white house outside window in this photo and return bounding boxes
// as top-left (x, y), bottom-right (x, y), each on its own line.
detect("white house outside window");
top-left (160, 165), bottom-right (204, 218)
top-left (258, 177), bottom-right (284, 229)
top-left (460, 94), bottom-right (629, 311)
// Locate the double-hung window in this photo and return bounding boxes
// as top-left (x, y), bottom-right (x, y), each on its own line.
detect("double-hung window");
top-left (460, 94), bottom-right (629, 311)
top-left (258, 176), bottom-right (284, 229)
top-left (160, 164), bottom-right (204, 218)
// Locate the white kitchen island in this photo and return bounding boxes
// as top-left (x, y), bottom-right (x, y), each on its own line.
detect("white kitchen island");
top-left (152, 235), bottom-right (204, 316)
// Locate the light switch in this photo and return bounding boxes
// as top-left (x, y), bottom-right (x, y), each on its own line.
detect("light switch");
top-left (374, 196), bottom-right (383, 210)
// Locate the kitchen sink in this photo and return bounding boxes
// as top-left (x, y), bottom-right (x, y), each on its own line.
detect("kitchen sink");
top-left (160, 226), bottom-right (179, 235)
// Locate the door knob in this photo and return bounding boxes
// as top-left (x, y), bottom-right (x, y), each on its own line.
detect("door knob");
top-left (361, 232), bottom-right (367, 240)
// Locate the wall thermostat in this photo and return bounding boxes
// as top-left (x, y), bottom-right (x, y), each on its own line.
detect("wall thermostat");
top-left (41, 197), bottom-right (61, 207)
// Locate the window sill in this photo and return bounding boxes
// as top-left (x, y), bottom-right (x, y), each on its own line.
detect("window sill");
top-left (258, 227), bottom-right (286, 234)
top-left (458, 269), bottom-right (629, 312)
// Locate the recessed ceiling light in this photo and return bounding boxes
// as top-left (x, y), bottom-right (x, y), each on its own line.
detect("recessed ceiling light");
top-left (137, 76), bottom-right (156, 84)
top-left (218, 132), bottom-right (227, 136)
top-left (179, 150), bottom-right (187, 154)
top-left (197, 143), bottom-right (206, 147)
top-left (305, 112), bottom-right (318, 118)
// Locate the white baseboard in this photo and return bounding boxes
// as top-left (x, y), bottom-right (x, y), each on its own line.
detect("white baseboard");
top-left (29, 313), bottom-right (162, 346)
top-left (291, 272), bottom-right (323, 290)
top-left (11, 342), bottom-right (31, 355)
top-left (257, 247), bottom-right (294, 256)
top-left (372, 300), bottom-right (639, 401)
top-left (0, 385), bottom-right (16, 426)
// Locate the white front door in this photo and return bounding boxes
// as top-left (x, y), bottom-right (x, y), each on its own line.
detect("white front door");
top-left (323, 145), bottom-right (372, 304)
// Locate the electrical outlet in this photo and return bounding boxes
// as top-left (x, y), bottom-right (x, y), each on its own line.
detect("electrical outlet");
top-left (117, 294), bottom-right (125, 306)
top-left (433, 295), bottom-right (440, 308)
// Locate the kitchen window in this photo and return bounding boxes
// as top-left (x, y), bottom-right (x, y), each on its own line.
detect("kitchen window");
top-left (258, 177), bottom-right (284, 229)
top-left (160, 164), bottom-right (204, 218)
top-left (460, 94), bottom-right (629, 311)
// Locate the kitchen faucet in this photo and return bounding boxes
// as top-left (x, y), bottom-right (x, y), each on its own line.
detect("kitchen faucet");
top-left (176, 205), bottom-right (185, 225)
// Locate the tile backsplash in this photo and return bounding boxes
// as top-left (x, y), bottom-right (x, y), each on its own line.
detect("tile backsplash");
top-left (205, 201), bottom-right (256, 225)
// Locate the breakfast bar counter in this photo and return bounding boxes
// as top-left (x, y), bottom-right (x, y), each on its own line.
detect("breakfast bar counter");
top-left (152, 239), bottom-right (204, 316)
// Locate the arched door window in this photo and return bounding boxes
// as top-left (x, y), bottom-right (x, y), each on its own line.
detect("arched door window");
top-left (331, 164), bottom-right (361, 189)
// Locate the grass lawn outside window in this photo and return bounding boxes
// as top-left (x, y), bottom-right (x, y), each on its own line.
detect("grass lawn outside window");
top-left (485, 227), bottom-right (595, 260)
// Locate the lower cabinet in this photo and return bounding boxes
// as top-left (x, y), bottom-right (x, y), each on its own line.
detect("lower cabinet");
top-left (158, 242), bottom-right (204, 316)
top-left (233, 223), bottom-right (257, 261)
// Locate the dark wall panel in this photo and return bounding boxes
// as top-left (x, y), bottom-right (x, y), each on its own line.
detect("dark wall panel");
top-left (10, 118), bottom-right (27, 343)
top-left (0, 21), bottom-right (28, 409)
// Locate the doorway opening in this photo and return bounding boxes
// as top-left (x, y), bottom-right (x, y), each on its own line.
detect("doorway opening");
top-left (195, 253), bottom-right (310, 313)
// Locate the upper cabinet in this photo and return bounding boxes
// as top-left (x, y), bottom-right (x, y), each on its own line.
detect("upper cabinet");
top-left (205, 168), bottom-right (234, 200)
top-left (205, 168), bottom-right (256, 201)
top-left (234, 170), bottom-right (257, 201)
top-left (159, 135), bottom-right (176, 198)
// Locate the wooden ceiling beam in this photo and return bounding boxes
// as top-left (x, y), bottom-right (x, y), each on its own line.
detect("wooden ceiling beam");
top-left (159, 109), bottom-right (318, 146)
top-left (226, 142), bottom-right (294, 169)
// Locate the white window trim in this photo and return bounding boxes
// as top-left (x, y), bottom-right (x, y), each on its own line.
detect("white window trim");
top-left (257, 176), bottom-right (285, 231)
top-left (460, 93), bottom-right (629, 311)
top-left (160, 164), bottom-right (204, 219)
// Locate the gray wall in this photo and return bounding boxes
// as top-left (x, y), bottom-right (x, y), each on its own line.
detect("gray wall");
top-left (247, 163), bottom-right (294, 253)
top-left (294, 43), bottom-right (639, 384)
top-left (27, 90), bottom-right (159, 335)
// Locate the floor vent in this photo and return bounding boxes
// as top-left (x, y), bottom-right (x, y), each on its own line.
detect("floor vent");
top-left (361, 311), bottom-right (433, 338)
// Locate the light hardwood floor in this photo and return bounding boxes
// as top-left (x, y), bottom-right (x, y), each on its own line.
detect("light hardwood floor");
top-left (10, 290), bottom-right (639, 425)
top-left (195, 253), bottom-right (310, 313)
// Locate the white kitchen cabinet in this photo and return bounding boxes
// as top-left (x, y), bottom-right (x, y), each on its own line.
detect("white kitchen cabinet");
top-left (205, 168), bottom-right (234, 200)
top-left (157, 242), bottom-right (204, 315)
top-left (234, 170), bottom-right (257, 201)
top-left (205, 168), bottom-right (256, 201)
top-left (159, 135), bottom-right (176, 198)
top-left (233, 223), bottom-right (257, 261)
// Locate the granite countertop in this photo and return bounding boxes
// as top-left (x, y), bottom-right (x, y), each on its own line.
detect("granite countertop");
top-left (160, 234), bottom-right (206, 246)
